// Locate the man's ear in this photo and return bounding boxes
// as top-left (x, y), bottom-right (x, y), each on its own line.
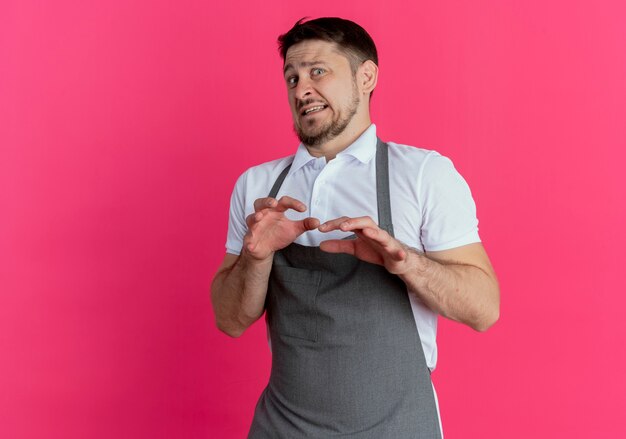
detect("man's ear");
top-left (358, 60), bottom-right (378, 95)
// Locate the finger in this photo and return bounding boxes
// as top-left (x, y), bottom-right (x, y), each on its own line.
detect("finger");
top-left (359, 227), bottom-right (403, 254)
top-left (302, 217), bottom-right (320, 231)
top-left (319, 216), bottom-right (378, 233)
top-left (291, 217), bottom-right (320, 235)
top-left (253, 197), bottom-right (277, 212)
top-left (360, 226), bottom-right (391, 245)
top-left (274, 196), bottom-right (307, 213)
top-left (245, 210), bottom-right (266, 228)
top-left (318, 216), bottom-right (351, 232)
top-left (245, 213), bottom-right (257, 228)
top-left (359, 228), bottom-right (407, 262)
top-left (334, 216), bottom-right (379, 232)
top-left (319, 239), bottom-right (357, 255)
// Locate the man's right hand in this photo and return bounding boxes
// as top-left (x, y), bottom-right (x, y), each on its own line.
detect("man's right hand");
top-left (211, 196), bottom-right (318, 337)
top-left (243, 196), bottom-right (320, 261)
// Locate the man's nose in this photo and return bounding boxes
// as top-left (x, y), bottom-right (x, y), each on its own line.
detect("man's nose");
top-left (294, 77), bottom-right (313, 100)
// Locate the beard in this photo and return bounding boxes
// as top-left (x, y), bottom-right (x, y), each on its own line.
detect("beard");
top-left (293, 83), bottom-right (360, 147)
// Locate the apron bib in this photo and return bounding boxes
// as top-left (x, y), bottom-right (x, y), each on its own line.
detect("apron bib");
top-left (248, 139), bottom-right (441, 438)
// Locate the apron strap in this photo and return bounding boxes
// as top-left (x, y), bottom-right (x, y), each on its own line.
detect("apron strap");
top-left (375, 138), bottom-right (395, 238)
top-left (268, 164), bottom-right (292, 199)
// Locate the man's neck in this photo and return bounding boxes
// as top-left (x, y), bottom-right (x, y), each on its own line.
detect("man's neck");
top-left (305, 121), bottom-right (372, 161)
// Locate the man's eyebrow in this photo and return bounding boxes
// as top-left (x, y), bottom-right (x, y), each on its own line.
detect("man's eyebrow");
top-left (283, 61), bottom-right (327, 74)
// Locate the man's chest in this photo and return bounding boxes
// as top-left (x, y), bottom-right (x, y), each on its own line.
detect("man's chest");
top-left (248, 159), bottom-right (424, 249)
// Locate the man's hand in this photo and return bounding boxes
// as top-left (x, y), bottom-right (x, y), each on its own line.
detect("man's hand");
top-left (319, 215), bottom-right (499, 331)
top-left (244, 196), bottom-right (320, 261)
top-left (211, 196), bottom-right (319, 337)
top-left (319, 216), bottom-right (419, 275)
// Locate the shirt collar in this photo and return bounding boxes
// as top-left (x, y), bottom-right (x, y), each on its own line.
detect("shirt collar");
top-left (288, 124), bottom-right (378, 175)
top-left (336, 123), bottom-right (377, 164)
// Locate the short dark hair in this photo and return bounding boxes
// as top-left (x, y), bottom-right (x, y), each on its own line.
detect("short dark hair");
top-left (277, 17), bottom-right (379, 74)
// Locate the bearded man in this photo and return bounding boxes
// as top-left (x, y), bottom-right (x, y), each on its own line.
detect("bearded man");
top-left (211, 17), bottom-right (500, 439)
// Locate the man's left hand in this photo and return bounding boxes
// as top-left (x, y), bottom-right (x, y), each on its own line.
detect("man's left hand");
top-left (319, 216), bottom-right (423, 276)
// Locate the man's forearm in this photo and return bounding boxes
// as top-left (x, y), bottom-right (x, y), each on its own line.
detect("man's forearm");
top-left (399, 250), bottom-right (500, 332)
top-left (211, 251), bottom-right (273, 337)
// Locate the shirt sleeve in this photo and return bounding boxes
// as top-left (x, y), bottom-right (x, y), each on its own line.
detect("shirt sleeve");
top-left (225, 170), bottom-right (249, 255)
top-left (418, 151), bottom-right (481, 251)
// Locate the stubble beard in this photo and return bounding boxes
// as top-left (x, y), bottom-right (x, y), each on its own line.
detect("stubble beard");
top-left (293, 83), bottom-right (360, 148)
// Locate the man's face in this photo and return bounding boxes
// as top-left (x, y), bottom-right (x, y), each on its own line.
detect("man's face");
top-left (283, 40), bottom-right (361, 147)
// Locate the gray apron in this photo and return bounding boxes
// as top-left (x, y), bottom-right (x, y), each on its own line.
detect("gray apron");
top-left (248, 139), bottom-right (442, 438)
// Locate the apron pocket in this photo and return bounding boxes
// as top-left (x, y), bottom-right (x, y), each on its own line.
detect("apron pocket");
top-left (267, 265), bottom-right (321, 342)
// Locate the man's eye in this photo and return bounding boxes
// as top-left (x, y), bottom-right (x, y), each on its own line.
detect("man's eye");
top-left (312, 68), bottom-right (325, 75)
top-left (286, 76), bottom-right (298, 87)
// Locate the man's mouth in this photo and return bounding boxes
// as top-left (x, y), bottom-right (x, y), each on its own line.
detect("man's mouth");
top-left (301, 105), bottom-right (328, 116)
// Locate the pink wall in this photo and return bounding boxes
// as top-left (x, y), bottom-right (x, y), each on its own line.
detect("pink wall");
top-left (2, 1), bottom-right (625, 438)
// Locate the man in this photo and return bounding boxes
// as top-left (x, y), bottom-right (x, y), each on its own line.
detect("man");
top-left (211, 17), bottom-right (499, 438)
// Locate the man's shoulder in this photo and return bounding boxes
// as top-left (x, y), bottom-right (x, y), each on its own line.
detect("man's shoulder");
top-left (383, 140), bottom-right (467, 189)
top-left (385, 140), bottom-right (443, 168)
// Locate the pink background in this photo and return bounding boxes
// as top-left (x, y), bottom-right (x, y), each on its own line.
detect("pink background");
top-left (2, 1), bottom-right (625, 438)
